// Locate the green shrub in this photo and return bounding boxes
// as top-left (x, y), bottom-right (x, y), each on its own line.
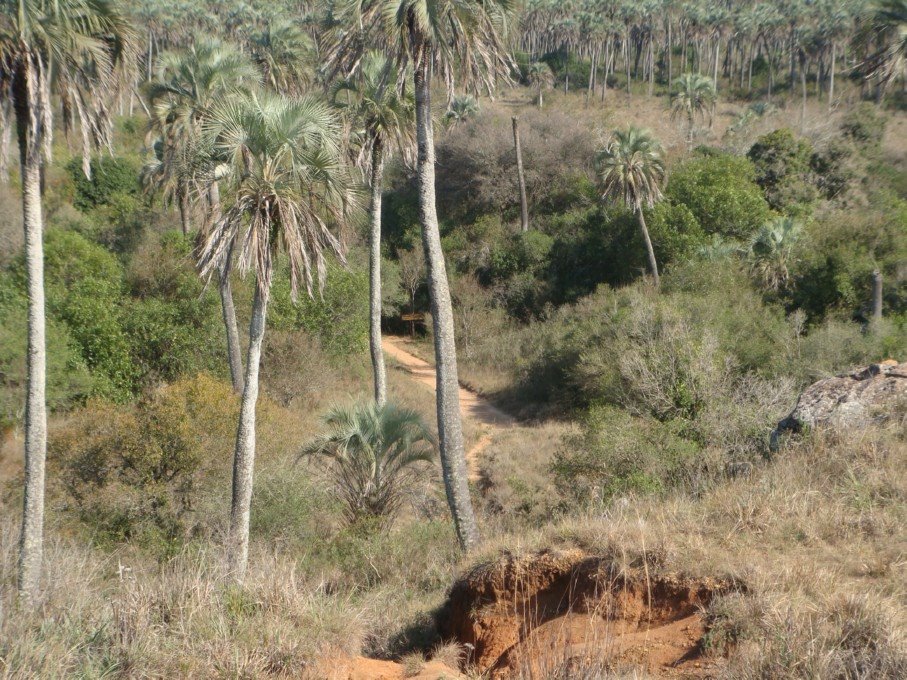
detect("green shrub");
top-left (666, 153), bottom-right (772, 239)
top-left (810, 139), bottom-right (856, 201)
top-left (747, 129), bottom-right (817, 215)
top-left (551, 406), bottom-right (709, 503)
top-left (67, 156), bottom-right (140, 211)
top-left (48, 375), bottom-right (240, 556)
top-left (488, 230), bottom-right (554, 282)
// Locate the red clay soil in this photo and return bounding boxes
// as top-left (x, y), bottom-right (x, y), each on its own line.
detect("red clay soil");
top-left (314, 656), bottom-right (463, 679)
top-left (437, 549), bottom-right (736, 678)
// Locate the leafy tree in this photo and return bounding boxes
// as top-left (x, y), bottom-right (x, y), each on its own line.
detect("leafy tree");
top-left (747, 129), bottom-right (817, 216)
top-left (301, 401), bottom-right (435, 524)
top-left (666, 153), bottom-right (772, 240)
top-left (197, 92), bottom-right (351, 583)
top-left (325, 0), bottom-right (517, 551)
top-left (67, 156), bottom-right (140, 211)
top-left (670, 73), bottom-right (716, 148)
top-left (595, 126), bottom-right (666, 287)
top-left (0, 0), bottom-right (132, 601)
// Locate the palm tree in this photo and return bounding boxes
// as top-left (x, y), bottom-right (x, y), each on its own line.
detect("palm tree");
top-left (748, 216), bottom-right (801, 292)
top-left (595, 126), bottom-right (665, 287)
top-left (197, 92), bottom-right (352, 583)
top-left (333, 51), bottom-right (415, 406)
top-left (325, 0), bottom-right (517, 551)
top-left (527, 61), bottom-right (554, 106)
top-left (144, 40), bottom-right (257, 394)
top-left (301, 401), bottom-right (435, 524)
top-left (247, 18), bottom-right (316, 95)
top-left (670, 72), bottom-right (716, 148)
top-left (866, 0), bottom-right (907, 96)
top-left (0, 0), bottom-right (131, 602)
top-left (444, 94), bottom-right (478, 127)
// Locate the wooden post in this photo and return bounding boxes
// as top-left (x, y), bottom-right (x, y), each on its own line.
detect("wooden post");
top-left (512, 117), bottom-right (530, 233)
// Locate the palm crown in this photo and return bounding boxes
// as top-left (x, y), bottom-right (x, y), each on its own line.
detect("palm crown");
top-left (197, 92), bottom-right (352, 301)
top-left (595, 126), bottom-right (665, 212)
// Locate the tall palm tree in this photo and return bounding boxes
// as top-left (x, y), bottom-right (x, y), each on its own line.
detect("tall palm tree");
top-left (325, 0), bottom-right (517, 551)
top-left (301, 401), bottom-right (435, 524)
top-left (670, 72), bottom-right (716, 148)
top-left (0, 0), bottom-right (132, 602)
top-left (333, 51), bottom-right (415, 406)
top-left (595, 126), bottom-right (665, 287)
top-left (144, 40), bottom-right (257, 394)
top-left (197, 92), bottom-right (352, 583)
top-left (247, 18), bottom-right (316, 95)
top-left (527, 61), bottom-right (553, 106)
top-left (866, 0), bottom-right (907, 95)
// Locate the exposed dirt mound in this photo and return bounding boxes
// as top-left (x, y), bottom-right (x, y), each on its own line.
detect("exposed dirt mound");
top-left (438, 549), bottom-right (736, 678)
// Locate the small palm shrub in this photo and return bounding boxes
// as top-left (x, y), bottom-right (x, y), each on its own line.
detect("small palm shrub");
top-left (301, 402), bottom-right (436, 525)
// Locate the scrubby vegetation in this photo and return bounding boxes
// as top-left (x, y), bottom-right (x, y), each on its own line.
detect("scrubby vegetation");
top-left (1, 0), bottom-right (906, 677)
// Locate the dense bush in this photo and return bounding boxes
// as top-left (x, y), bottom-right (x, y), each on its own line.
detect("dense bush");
top-left (747, 129), bottom-right (817, 215)
top-left (665, 153), bottom-right (772, 239)
top-left (67, 155), bottom-right (140, 212)
top-left (48, 375), bottom-right (240, 555)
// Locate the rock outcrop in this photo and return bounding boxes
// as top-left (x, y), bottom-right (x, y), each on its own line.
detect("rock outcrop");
top-left (773, 360), bottom-right (906, 446)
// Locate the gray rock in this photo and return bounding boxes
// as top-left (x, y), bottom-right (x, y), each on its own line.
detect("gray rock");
top-left (772, 360), bottom-right (906, 448)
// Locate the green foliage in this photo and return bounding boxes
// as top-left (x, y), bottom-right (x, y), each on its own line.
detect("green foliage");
top-left (645, 201), bottom-right (708, 264)
top-left (488, 231), bottom-right (554, 281)
top-left (747, 129), bottom-right (817, 216)
top-left (666, 153), bottom-right (772, 239)
top-left (0, 278), bottom-right (94, 427)
top-left (67, 156), bottom-right (140, 212)
top-left (810, 139), bottom-right (855, 201)
top-left (840, 103), bottom-right (887, 146)
top-left (269, 262), bottom-right (369, 356)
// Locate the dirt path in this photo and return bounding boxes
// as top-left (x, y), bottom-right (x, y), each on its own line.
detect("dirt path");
top-left (382, 336), bottom-right (515, 481)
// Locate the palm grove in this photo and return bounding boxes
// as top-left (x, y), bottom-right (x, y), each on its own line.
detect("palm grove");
top-left (1, 0), bottom-right (905, 606)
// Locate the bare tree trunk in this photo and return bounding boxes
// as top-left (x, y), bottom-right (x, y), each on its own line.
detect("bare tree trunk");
top-left (636, 207), bottom-right (660, 287)
top-left (871, 269), bottom-right (883, 325)
top-left (368, 139), bottom-right (387, 405)
top-left (587, 47), bottom-right (597, 103)
top-left (800, 51), bottom-right (807, 133)
top-left (209, 181), bottom-right (243, 394)
top-left (828, 43), bottom-right (836, 109)
top-left (227, 283), bottom-right (268, 583)
top-left (512, 117), bottom-right (529, 233)
top-left (413, 60), bottom-right (479, 551)
top-left (14, 64), bottom-right (48, 603)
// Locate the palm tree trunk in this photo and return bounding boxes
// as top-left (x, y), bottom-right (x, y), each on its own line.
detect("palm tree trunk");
top-left (512, 117), bottom-right (529, 233)
top-left (636, 207), bottom-right (660, 287)
top-left (413, 60), bottom-right (479, 551)
top-left (13, 64), bottom-right (48, 603)
top-left (227, 283), bottom-right (268, 583)
top-left (828, 43), bottom-right (836, 110)
top-left (209, 181), bottom-right (243, 394)
top-left (0, 99), bottom-right (12, 184)
top-left (178, 181), bottom-right (190, 236)
top-left (368, 139), bottom-right (387, 406)
top-left (871, 269), bottom-right (883, 325)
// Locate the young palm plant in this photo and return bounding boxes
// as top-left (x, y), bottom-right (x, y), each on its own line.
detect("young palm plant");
top-left (595, 126), bottom-right (666, 287)
top-left (670, 72), bottom-right (717, 148)
top-left (325, 0), bottom-right (518, 551)
top-left (444, 94), bottom-right (478, 127)
top-left (301, 401), bottom-right (435, 524)
top-left (527, 61), bottom-right (554, 106)
top-left (333, 51), bottom-right (415, 406)
top-left (197, 92), bottom-right (353, 583)
top-left (144, 39), bottom-right (258, 394)
top-left (0, 0), bottom-right (132, 602)
top-left (748, 216), bottom-right (802, 292)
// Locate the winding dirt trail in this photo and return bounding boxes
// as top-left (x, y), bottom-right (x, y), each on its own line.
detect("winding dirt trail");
top-left (382, 336), bottom-right (515, 481)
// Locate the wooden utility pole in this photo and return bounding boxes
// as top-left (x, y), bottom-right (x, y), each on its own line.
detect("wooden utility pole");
top-left (512, 117), bottom-right (530, 232)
